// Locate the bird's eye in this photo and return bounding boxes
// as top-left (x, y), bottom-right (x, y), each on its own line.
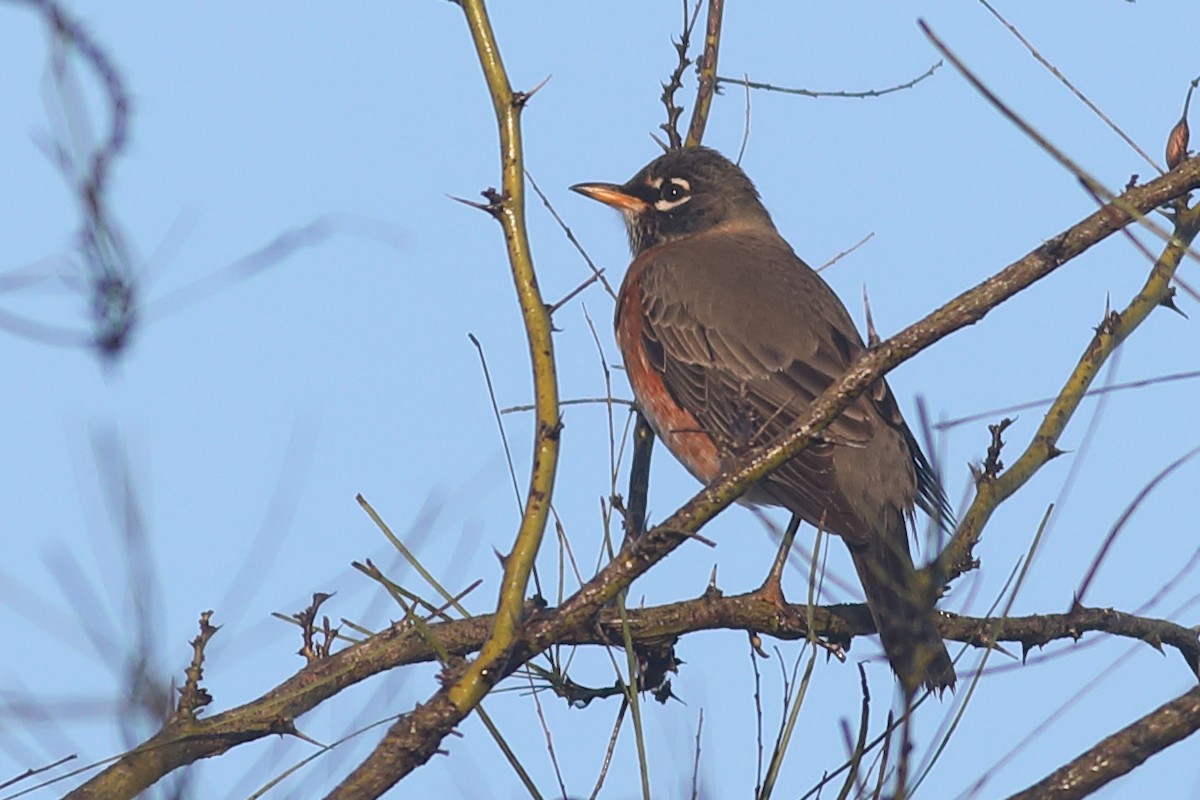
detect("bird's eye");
top-left (654, 177), bottom-right (691, 211)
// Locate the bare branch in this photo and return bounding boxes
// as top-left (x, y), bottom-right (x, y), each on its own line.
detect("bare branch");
top-left (684, 0), bottom-right (725, 148)
top-left (1006, 685), bottom-right (1200, 800)
top-left (715, 60), bottom-right (941, 99)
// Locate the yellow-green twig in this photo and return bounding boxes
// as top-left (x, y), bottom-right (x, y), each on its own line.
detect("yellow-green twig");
top-left (939, 202), bottom-right (1200, 580)
top-left (447, 0), bottom-right (561, 713)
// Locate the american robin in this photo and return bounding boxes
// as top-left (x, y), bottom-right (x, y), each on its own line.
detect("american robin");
top-left (571, 146), bottom-right (956, 694)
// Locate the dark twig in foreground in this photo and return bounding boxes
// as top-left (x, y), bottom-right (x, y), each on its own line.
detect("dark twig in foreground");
top-left (659, 0), bottom-right (704, 149)
top-left (18, 0), bottom-right (136, 357)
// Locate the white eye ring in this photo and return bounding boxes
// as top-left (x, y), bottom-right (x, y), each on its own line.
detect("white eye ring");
top-left (654, 177), bottom-right (691, 211)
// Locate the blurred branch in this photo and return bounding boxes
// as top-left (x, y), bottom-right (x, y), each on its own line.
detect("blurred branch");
top-left (14, 0), bottom-right (136, 357)
top-left (921, 20), bottom-right (1197, 261)
top-left (1006, 684), bottom-right (1200, 800)
top-left (622, 415), bottom-right (656, 540)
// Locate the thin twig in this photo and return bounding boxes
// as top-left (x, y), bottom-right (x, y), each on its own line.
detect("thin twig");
top-left (587, 700), bottom-right (627, 800)
top-left (501, 396), bottom-right (634, 415)
top-left (919, 20), bottom-right (1200, 264)
top-left (523, 669), bottom-right (568, 800)
top-left (548, 269), bottom-right (606, 314)
top-left (736, 73), bottom-right (752, 165)
top-left (978, 0), bottom-right (1162, 175)
top-left (716, 60), bottom-right (941, 99)
top-left (816, 232), bottom-right (875, 273)
top-left (1073, 444), bottom-right (1200, 607)
top-left (526, 169), bottom-right (617, 300)
top-left (468, 333), bottom-right (524, 514)
top-left (935, 369), bottom-right (1200, 431)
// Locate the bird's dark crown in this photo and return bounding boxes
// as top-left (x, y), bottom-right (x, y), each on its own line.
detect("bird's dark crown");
top-left (614, 147), bottom-right (775, 254)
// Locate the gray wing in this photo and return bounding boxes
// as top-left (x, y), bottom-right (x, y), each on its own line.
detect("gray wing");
top-left (637, 230), bottom-right (947, 543)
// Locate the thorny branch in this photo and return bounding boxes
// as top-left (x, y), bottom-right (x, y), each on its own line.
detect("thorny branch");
top-left (61, 592), bottom-right (1200, 797)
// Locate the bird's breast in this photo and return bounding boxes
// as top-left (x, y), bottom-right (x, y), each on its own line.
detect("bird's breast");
top-left (616, 263), bottom-right (721, 484)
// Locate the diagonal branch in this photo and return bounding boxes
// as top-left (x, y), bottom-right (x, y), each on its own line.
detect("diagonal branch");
top-left (321, 0), bottom-right (561, 796)
top-left (938, 197), bottom-right (1200, 581)
top-left (441, 0), bottom-right (560, 711)
top-left (1005, 684), bottom-right (1200, 800)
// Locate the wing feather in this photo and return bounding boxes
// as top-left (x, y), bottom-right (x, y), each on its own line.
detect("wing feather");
top-left (633, 227), bottom-right (948, 542)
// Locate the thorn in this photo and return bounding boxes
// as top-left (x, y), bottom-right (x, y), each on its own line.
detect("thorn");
top-left (748, 630), bottom-right (769, 658)
top-left (652, 679), bottom-right (682, 705)
top-left (286, 724), bottom-right (325, 747)
top-left (1045, 444), bottom-right (1067, 460)
top-left (1020, 640), bottom-right (1033, 665)
top-left (990, 642), bottom-right (1018, 661)
top-left (862, 284), bottom-right (880, 347)
top-left (649, 131), bottom-right (671, 153)
top-left (703, 564), bottom-right (722, 598)
top-left (513, 74), bottom-right (552, 108)
top-left (448, 188), bottom-right (505, 220)
top-left (1161, 289), bottom-right (1189, 318)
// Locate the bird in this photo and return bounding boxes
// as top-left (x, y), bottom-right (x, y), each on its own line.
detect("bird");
top-left (571, 146), bottom-right (956, 694)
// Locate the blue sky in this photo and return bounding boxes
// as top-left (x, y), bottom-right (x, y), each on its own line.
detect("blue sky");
top-left (3, 3), bottom-right (1199, 798)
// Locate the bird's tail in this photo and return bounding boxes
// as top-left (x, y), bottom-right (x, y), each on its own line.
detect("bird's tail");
top-left (848, 529), bottom-right (956, 695)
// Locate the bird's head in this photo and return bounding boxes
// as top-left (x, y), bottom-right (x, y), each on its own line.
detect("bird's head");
top-left (571, 146), bottom-right (774, 255)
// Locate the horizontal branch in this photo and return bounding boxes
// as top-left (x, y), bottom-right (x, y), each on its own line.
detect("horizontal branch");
top-left (62, 587), bottom-right (1200, 797)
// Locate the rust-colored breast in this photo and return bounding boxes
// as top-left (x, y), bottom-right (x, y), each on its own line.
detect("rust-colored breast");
top-left (616, 264), bottom-right (721, 483)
